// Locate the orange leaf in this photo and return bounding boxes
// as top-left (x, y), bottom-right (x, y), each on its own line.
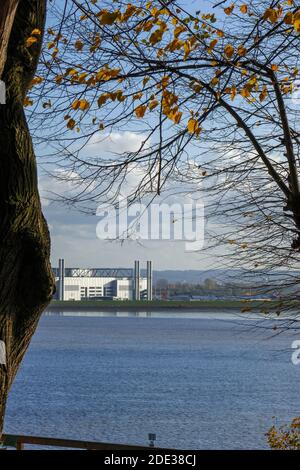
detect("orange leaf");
top-left (237, 45), bottom-right (247, 56)
top-left (25, 36), bottom-right (38, 47)
top-left (187, 118), bottom-right (201, 135)
top-left (224, 44), bottom-right (234, 59)
top-left (98, 10), bottom-right (119, 25)
top-left (224, 4), bottom-right (234, 15)
top-left (259, 86), bottom-right (268, 102)
top-left (149, 100), bottom-right (159, 110)
top-left (67, 118), bottom-right (76, 129)
top-left (74, 39), bottom-right (84, 51)
top-left (135, 104), bottom-right (147, 118)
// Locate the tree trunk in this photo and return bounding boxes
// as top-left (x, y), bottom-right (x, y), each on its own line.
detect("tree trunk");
top-left (0, 0), bottom-right (54, 436)
top-left (0, 0), bottom-right (20, 78)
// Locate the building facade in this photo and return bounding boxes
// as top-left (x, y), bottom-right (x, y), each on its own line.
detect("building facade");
top-left (53, 261), bottom-right (152, 301)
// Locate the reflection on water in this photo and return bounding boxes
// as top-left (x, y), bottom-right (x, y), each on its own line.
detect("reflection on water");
top-left (45, 308), bottom-right (299, 321)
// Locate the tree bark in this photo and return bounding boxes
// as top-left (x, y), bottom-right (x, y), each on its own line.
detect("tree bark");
top-left (0, 0), bottom-right (20, 79)
top-left (0, 0), bottom-right (54, 436)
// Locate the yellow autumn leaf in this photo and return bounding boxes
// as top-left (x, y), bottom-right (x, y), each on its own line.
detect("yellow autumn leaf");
top-left (216, 30), bottom-right (224, 38)
top-left (116, 90), bottom-right (125, 102)
top-left (174, 25), bottom-right (186, 38)
top-left (166, 38), bottom-right (184, 52)
top-left (71, 100), bottom-right (80, 110)
top-left (72, 99), bottom-right (90, 111)
top-left (193, 83), bottom-right (202, 93)
top-left (135, 104), bottom-right (147, 118)
top-left (25, 36), bottom-right (38, 47)
top-left (79, 99), bottom-right (90, 111)
top-left (133, 92), bottom-right (143, 101)
top-left (78, 72), bottom-right (88, 84)
top-left (121, 4), bottom-right (137, 22)
top-left (23, 96), bottom-right (33, 107)
top-left (67, 118), bottom-right (76, 129)
top-left (271, 64), bottom-right (279, 72)
top-left (240, 5), bottom-right (248, 14)
top-left (284, 12), bottom-right (294, 24)
top-left (97, 94), bottom-right (109, 107)
top-left (143, 76), bottom-right (150, 86)
top-left (263, 8), bottom-right (278, 24)
top-left (74, 39), bottom-right (84, 51)
top-left (149, 29), bottom-right (163, 45)
top-left (248, 76), bottom-right (257, 86)
top-left (294, 18), bottom-right (300, 33)
top-left (143, 20), bottom-right (154, 32)
top-left (224, 4), bottom-right (234, 15)
top-left (31, 28), bottom-right (41, 35)
top-left (30, 76), bottom-right (44, 86)
top-left (240, 87), bottom-right (251, 98)
top-left (108, 90), bottom-right (123, 102)
top-left (259, 86), bottom-right (268, 102)
top-left (96, 67), bottom-right (121, 81)
top-left (237, 45), bottom-right (247, 56)
top-left (98, 10), bottom-right (119, 25)
top-left (150, 6), bottom-right (159, 17)
top-left (168, 109), bottom-right (182, 124)
top-left (183, 40), bottom-right (192, 59)
top-left (209, 39), bottom-right (218, 49)
top-left (149, 100), bottom-right (159, 110)
top-left (160, 76), bottom-right (170, 88)
top-left (230, 86), bottom-right (237, 101)
top-left (187, 118), bottom-right (200, 134)
top-left (66, 68), bottom-right (77, 76)
top-left (224, 44), bottom-right (234, 59)
top-left (51, 47), bottom-right (58, 59)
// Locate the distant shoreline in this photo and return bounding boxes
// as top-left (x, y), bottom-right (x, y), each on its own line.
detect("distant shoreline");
top-left (48, 299), bottom-right (276, 312)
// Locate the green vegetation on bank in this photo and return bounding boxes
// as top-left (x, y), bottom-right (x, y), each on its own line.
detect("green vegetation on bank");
top-left (49, 299), bottom-right (279, 311)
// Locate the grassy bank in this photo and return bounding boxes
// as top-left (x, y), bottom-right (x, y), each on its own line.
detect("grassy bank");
top-left (48, 299), bottom-right (276, 311)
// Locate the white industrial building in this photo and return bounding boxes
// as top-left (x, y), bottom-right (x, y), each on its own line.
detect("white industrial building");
top-left (54, 260), bottom-right (152, 301)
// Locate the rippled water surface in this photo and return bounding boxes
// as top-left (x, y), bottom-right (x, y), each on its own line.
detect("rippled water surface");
top-left (5, 311), bottom-right (300, 449)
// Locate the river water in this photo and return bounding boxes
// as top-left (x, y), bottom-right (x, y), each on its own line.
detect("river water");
top-left (4, 310), bottom-right (300, 449)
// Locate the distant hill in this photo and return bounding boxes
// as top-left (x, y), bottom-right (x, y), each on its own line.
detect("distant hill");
top-left (140, 269), bottom-right (243, 285)
top-left (140, 269), bottom-right (298, 285)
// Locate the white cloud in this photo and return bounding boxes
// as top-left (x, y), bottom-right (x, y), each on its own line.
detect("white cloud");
top-left (85, 131), bottom-right (149, 156)
top-left (39, 170), bottom-right (87, 207)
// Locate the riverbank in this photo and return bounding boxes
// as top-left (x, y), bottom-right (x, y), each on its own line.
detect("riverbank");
top-left (48, 299), bottom-right (275, 311)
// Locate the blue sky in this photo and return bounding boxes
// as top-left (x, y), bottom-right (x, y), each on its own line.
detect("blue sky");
top-left (38, 0), bottom-right (228, 270)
